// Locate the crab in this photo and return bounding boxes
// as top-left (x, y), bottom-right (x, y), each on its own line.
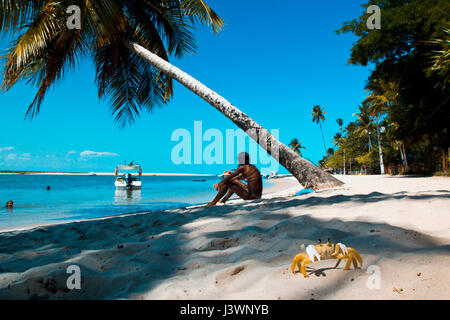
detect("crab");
top-left (291, 239), bottom-right (363, 277)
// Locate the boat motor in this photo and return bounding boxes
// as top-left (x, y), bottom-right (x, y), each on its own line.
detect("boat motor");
top-left (125, 173), bottom-right (133, 189)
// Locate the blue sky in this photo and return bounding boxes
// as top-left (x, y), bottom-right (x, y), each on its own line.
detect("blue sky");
top-left (0, 0), bottom-right (370, 174)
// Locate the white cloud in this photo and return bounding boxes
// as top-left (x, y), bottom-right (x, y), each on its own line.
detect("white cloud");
top-left (0, 146), bottom-right (14, 152)
top-left (2, 152), bottom-right (31, 162)
top-left (80, 150), bottom-right (119, 158)
top-left (19, 153), bottom-right (31, 161)
top-left (5, 153), bottom-right (17, 161)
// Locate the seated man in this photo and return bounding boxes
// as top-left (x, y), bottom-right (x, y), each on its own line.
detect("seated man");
top-left (206, 152), bottom-right (262, 207)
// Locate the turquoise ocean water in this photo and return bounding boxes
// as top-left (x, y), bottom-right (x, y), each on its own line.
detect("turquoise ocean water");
top-left (0, 174), bottom-right (272, 231)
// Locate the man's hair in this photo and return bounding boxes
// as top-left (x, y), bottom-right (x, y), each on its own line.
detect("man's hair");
top-left (237, 152), bottom-right (251, 165)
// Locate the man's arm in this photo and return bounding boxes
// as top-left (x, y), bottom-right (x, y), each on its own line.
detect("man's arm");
top-left (220, 167), bottom-right (244, 185)
top-left (213, 167), bottom-right (244, 190)
top-left (230, 173), bottom-right (244, 182)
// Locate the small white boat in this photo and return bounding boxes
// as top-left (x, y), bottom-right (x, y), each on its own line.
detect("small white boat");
top-left (88, 172), bottom-right (97, 176)
top-left (114, 164), bottom-right (142, 190)
top-left (267, 172), bottom-right (292, 179)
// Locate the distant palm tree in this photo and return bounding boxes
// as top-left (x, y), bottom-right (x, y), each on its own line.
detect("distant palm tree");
top-left (353, 104), bottom-right (374, 151)
top-left (336, 118), bottom-right (345, 174)
top-left (336, 118), bottom-right (344, 132)
top-left (0, 0), bottom-right (343, 190)
top-left (363, 81), bottom-right (397, 175)
top-left (332, 133), bottom-right (342, 147)
top-left (312, 105), bottom-right (327, 155)
top-left (326, 148), bottom-right (335, 157)
top-left (363, 95), bottom-right (387, 174)
top-left (288, 138), bottom-right (306, 157)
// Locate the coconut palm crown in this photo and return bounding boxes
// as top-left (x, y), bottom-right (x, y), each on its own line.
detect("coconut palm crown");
top-left (0, 0), bottom-right (224, 127)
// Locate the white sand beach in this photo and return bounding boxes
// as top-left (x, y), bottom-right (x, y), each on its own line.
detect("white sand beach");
top-left (0, 175), bottom-right (448, 300)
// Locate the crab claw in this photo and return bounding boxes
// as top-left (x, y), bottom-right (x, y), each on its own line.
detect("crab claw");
top-left (306, 245), bottom-right (321, 262)
top-left (337, 243), bottom-right (348, 256)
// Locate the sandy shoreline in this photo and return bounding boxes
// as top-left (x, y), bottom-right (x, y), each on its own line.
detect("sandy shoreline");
top-left (0, 175), bottom-right (448, 299)
top-left (0, 176), bottom-right (285, 234)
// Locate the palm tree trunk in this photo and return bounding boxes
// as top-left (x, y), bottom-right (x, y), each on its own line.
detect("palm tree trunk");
top-left (401, 143), bottom-right (408, 167)
top-left (376, 122), bottom-right (385, 174)
top-left (126, 41), bottom-right (343, 190)
top-left (319, 121), bottom-right (327, 155)
top-left (343, 149), bottom-right (346, 175)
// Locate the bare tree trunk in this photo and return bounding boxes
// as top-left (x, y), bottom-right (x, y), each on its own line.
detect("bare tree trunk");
top-left (376, 122), bottom-right (385, 174)
top-left (401, 143), bottom-right (408, 167)
top-left (126, 41), bottom-right (343, 190)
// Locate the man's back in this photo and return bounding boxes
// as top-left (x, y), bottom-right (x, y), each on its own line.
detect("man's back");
top-left (239, 164), bottom-right (263, 198)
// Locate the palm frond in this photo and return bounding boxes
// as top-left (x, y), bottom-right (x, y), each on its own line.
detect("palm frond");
top-left (86, 0), bottom-right (127, 47)
top-left (182, 0), bottom-right (224, 35)
top-left (147, 0), bottom-right (197, 58)
top-left (94, 37), bottom-right (167, 128)
top-left (25, 29), bottom-right (87, 118)
top-left (0, 0), bottom-right (45, 35)
top-left (3, 2), bottom-right (64, 78)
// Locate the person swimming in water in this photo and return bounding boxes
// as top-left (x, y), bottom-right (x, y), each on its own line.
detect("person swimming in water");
top-left (5, 200), bottom-right (13, 208)
top-left (206, 152), bottom-right (263, 207)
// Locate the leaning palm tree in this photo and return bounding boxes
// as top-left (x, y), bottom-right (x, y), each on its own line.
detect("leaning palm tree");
top-left (288, 138), bottom-right (306, 157)
top-left (311, 105), bottom-right (327, 156)
top-left (0, 0), bottom-right (343, 190)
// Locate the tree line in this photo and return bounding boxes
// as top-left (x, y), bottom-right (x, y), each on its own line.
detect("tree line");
top-left (291, 0), bottom-right (449, 175)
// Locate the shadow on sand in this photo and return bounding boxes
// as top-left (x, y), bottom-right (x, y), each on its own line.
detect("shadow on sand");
top-left (0, 190), bottom-right (448, 299)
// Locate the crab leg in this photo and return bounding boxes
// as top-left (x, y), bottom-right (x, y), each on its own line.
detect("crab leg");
top-left (300, 259), bottom-right (312, 277)
top-left (352, 256), bottom-right (358, 269)
top-left (291, 258), bottom-right (298, 274)
top-left (352, 250), bottom-right (363, 267)
top-left (344, 258), bottom-right (352, 270)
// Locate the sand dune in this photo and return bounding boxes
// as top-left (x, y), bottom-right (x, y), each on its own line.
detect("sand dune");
top-left (0, 175), bottom-right (448, 299)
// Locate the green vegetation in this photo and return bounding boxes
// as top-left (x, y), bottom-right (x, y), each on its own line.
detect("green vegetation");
top-left (322, 0), bottom-right (450, 175)
top-left (434, 170), bottom-right (450, 177)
